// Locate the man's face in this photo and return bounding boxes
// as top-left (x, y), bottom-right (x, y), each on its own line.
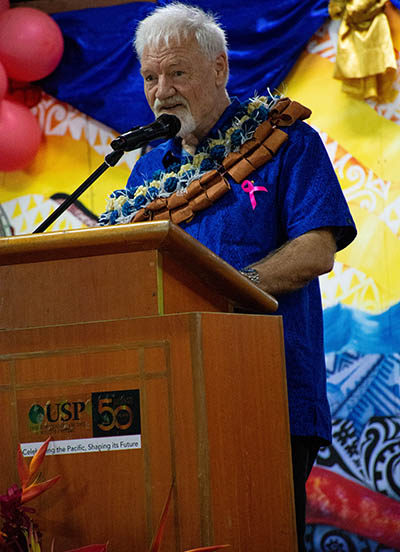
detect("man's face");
top-left (140, 36), bottom-right (227, 141)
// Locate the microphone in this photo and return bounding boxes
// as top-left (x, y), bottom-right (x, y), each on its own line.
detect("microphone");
top-left (110, 114), bottom-right (181, 152)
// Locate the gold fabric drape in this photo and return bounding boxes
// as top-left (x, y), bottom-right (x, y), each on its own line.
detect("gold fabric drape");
top-left (330, 0), bottom-right (397, 101)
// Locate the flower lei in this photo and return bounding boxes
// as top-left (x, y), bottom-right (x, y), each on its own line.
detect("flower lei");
top-left (99, 94), bottom-right (280, 226)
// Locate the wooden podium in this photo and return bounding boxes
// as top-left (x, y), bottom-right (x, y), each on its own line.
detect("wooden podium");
top-left (0, 221), bottom-right (297, 552)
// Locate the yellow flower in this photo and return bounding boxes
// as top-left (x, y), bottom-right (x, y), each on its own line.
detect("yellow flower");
top-left (235, 115), bottom-right (250, 127)
top-left (134, 185), bottom-right (148, 197)
top-left (162, 171), bottom-right (177, 181)
top-left (209, 138), bottom-right (226, 147)
top-left (247, 99), bottom-right (262, 113)
top-left (114, 195), bottom-right (126, 208)
top-left (224, 126), bottom-right (236, 139)
top-left (192, 152), bottom-right (208, 167)
top-left (180, 163), bottom-right (193, 173)
top-left (248, 95), bottom-right (272, 112)
top-left (106, 198), bottom-right (115, 210)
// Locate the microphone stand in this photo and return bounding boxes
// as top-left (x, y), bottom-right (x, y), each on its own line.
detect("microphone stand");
top-left (32, 114), bottom-right (180, 234)
top-left (33, 149), bottom-right (124, 234)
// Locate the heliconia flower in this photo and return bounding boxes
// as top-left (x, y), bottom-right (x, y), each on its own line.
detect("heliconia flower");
top-left (16, 437), bottom-right (61, 505)
top-left (64, 544), bottom-right (108, 552)
top-left (149, 482), bottom-right (174, 552)
top-left (147, 483), bottom-right (230, 552)
top-left (21, 475), bottom-right (61, 505)
top-left (25, 522), bottom-right (42, 552)
top-left (17, 445), bottom-right (31, 489)
top-left (18, 437), bottom-right (52, 489)
top-left (184, 546), bottom-right (231, 552)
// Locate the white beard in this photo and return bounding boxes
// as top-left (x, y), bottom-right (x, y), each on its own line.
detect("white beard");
top-left (175, 110), bottom-right (196, 139)
top-left (153, 96), bottom-right (197, 140)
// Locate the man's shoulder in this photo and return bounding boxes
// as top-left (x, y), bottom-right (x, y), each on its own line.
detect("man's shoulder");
top-left (275, 118), bottom-right (326, 160)
top-left (267, 96), bottom-right (322, 141)
top-left (280, 117), bottom-right (319, 139)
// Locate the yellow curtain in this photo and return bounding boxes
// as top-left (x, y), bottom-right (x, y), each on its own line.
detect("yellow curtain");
top-left (329, 0), bottom-right (397, 101)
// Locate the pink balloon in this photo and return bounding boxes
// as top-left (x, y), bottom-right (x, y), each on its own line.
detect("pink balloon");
top-left (0, 0), bottom-right (9, 14)
top-left (0, 8), bottom-right (64, 82)
top-left (8, 80), bottom-right (42, 108)
top-left (0, 61), bottom-right (7, 101)
top-left (0, 99), bottom-right (41, 171)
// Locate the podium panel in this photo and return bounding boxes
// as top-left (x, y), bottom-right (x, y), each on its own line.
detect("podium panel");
top-left (0, 312), bottom-right (296, 552)
top-left (0, 221), bottom-right (278, 332)
top-left (0, 249), bottom-right (230, 329)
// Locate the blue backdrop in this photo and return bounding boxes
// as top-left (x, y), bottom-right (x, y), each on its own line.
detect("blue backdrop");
top-left (41, 0), bottom-right (330, 132)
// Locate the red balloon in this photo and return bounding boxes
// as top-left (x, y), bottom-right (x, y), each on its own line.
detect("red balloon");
top-left (8, 80), bottom-right (42, 108)
top-left (0, 61), bottom-right (7, 101)
top-left (0, 0), bottom-right (9, 14)
top-left (0, 7), bottom-right (64, 81)
top-left (0, 99), bottom-right (42, 171)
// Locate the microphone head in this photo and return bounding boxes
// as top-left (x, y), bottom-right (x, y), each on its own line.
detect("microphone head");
top-left (156, 113), bottom-right (181, 137)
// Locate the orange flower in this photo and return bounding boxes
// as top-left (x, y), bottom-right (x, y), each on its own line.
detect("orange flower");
top-left (185, 546), bottom-right (231, 552)
top-left (17, 437), bottom-right (61, 504)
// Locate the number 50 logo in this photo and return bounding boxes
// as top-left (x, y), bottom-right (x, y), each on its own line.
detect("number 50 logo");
top-left (92, 389), bottom-right (141, 438)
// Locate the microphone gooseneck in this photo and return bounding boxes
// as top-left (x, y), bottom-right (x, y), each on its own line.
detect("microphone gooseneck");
top-left (33, 114), bottom-right (181, 233)
top-left (110, 114), bottom-right (181, 152)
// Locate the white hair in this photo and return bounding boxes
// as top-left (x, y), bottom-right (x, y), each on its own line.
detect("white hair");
top-left (134, 2), bottom-right (228, 62)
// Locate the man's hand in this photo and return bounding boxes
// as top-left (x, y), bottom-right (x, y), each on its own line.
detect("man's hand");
top-left (251, 228), bottom-right (337, 296)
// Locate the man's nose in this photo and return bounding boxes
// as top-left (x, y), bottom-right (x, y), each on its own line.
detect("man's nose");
top-left (155, 75), bottom-right (175, 101)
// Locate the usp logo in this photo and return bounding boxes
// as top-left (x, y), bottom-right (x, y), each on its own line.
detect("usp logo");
top-left (28, 404), bottom-right (45, 425)
top-left (91, 389), bottom-right (141, 438)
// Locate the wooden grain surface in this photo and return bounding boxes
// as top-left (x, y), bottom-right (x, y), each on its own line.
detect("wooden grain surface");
top-left (0, 312), bottom-right (296, 552)
top-left (0, 222), bottom-right (278, 327)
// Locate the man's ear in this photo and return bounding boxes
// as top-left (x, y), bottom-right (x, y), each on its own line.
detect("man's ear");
top-left (215, 52), bottom-right (229, 86)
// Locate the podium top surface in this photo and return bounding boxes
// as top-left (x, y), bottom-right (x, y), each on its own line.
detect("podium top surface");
top-left (0, 221), bottom-right (278, 313)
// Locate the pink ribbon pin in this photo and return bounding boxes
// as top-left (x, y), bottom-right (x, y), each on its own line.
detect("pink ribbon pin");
top-left (241, 179), bottom-right (268, 210)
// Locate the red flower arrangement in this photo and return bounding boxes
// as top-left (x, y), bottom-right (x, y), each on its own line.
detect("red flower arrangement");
top-left (0, 438), bottom-right (229, 552)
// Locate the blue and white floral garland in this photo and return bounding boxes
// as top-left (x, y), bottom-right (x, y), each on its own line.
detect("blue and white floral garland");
top-left (99, 94), bottom-right (280, 226)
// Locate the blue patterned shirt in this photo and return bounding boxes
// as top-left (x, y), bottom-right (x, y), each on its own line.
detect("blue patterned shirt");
top-left (127, 98), bottom-right (357, 442)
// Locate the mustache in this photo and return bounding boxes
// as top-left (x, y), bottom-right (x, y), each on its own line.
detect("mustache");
top-left (153, 96), bottom-right (190, 113)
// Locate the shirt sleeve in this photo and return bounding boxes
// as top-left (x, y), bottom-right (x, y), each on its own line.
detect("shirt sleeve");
top-left (278, 121), bottom-right (357, 251)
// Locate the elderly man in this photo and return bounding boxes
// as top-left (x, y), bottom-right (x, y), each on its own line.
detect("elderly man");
top-left (100, 3), bottom-right (356, 550)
